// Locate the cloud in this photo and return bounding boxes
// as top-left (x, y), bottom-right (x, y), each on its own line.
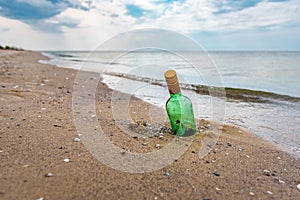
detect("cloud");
top-left (212, 0), bottom-right (289, 14)
top-left (0, 0), bottom-right (299, 50)
top-left (0, 0), bottom-right (95, 33)
top-left (137, 0), bottom-right (300, 33)
top-left (0, 0), bottom-right (68, 20)
top-left (213, 0), bottom-right (300, 31)
top-left (0, 16), bottom-right (67, 49)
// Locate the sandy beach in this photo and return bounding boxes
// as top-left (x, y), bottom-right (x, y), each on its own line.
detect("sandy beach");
top-left (0, 50), bottom-right (299, 200)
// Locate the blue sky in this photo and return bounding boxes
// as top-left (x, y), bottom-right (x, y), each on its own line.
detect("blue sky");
top-left (0, 0), bottom-right (299, 50)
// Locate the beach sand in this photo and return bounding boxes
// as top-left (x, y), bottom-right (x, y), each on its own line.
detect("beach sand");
top-left (0, 50), bottom-right (299, 200)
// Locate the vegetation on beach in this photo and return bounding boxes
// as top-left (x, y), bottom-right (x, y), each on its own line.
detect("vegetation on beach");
top-left (106, 71), bottom-right (300, 103)
top-left (0, 44), bottom-right (24, 51)
top-left (192, 84), bottom-right (300, 103)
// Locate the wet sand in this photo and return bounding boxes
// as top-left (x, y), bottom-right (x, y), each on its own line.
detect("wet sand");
top-left (0, 50), bottom-right (299, 200)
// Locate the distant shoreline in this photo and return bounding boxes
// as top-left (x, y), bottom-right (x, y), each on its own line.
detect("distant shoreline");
top-left (0, 45), bottom-right (24, 51)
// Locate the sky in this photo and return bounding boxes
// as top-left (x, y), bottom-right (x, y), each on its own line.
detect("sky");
top-left (0, 0), bottom-right (300, 51)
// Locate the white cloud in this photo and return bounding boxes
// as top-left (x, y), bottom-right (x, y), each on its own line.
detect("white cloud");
top-left (41, 3), bottom-right (137, 49)
top-left (134, 0), bottom-right (300, 33)
top-left (0, 16), bottom-right (67, 49)
top-left (0, 0), bottom-right (299, 50)
top-left (213, 0), bottom-right (300, 31)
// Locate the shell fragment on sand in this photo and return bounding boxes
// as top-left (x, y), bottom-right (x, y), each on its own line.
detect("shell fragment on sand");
top-left (120, 149), bottom-right (126, 155)
top-left (45, 173), bottom-right (53, 177)
top-left (163, 172), bottom-right (170, 177)
top-left (263, 170), bottom-right (271, 176)
top-left (73, 137), bottom-right (80, 142)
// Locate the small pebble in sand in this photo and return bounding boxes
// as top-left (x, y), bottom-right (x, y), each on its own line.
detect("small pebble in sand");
top-left (297, 184), bottom-right (300, 190)
top-left (249, 192), bottom-right (254, 196)
top-left (246, 155), bottom-right (250, 158)
top-left (211, 160), bottom-right (216, 163)
top-left (91, 114), bottom-right (96, 118)
top-left (263, 170), bottom-right (271, 176)
top-left (155, 144), bottom-right (161, 148)
top-left (267, 191), bottom-right (273, 195)
top-left (213, 172), bottom-right (220, 177)
top-left (278, 179), bottom-right (285, 184)
top-left (45, 173), bottom-right (53, 177)
top-left (216, 187), bottom-right (221, 191)
top-left (238, 148), bottom-right (243, 151)
top-left (63, 158), bottom-right (70, 163)
top-left (38, 115), bottom-right (42, 118)
top-left (163, 172), bottom-right (170, 177)
top-left (120, 149), bottom-right (126, 155)
top-left (41, 108), bottom-right (46, 111)
top-left (36, 198), bottom-right (44, 200)
top-left (73, 137), bottom-right (80, 142)
top-left (159, 135), bottom-right (164, 139)
top-left (142, 142), bottom-right (147, 146)
top-left (277, 156), bottom-right (281, 160)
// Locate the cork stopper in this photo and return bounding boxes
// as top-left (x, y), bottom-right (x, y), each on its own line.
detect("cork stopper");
top-left (164, 70), bottom-right (181, 94)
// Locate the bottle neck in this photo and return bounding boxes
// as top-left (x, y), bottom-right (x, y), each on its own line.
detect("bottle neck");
top-left (170, 91), bottom-right (182, 97)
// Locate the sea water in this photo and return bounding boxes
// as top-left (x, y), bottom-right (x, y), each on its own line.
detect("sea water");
top-left (40, 51), bottom-right (300, 158)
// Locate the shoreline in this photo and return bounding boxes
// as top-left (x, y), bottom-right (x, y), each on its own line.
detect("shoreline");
top-left (0, 50), bottom-right (299, 199)
top-left (97, 71), bottom-right (300, 103)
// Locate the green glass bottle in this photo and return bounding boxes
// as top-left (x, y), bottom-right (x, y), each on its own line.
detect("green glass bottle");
top-left (164, 70), bottom-right (196, 137)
